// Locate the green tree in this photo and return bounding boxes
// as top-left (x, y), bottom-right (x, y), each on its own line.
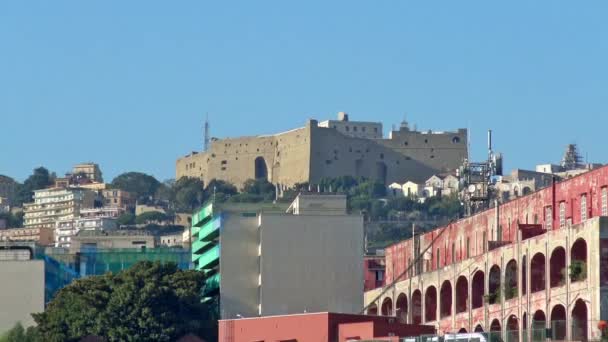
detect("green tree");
top-left (135, 211), bottom-right (168, 225)
top-left (15, 167), bottom-right (54, 205)
top-left (110, 172), bottom-right (161, 203)
top-left (205, 179), bottom-right (237, 202)
top-left (0, 322), bottom-right (40, 342)
top-left (242, 178), bottom-right (275, 201)
top-left (0, 211), bottom-right (24, 228)
top-left (116, 213), bottom-right (136, 226)
top-left (32, 261), bottom-right (216, 342)
top-left (173, 177), bottom-right (206, 211)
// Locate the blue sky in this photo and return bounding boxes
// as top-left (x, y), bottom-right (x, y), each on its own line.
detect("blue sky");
top-left (1, 1), bottom-right (607, 182)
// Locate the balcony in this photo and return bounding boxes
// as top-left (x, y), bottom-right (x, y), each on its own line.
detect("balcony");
top-left (197, 244), bottom-right (219, 270)
top-left (192, 203), bottom-right (213, 227)
top-left (203, 273), bottom-right (220, 297)
top-left (192, 239), bottom-right (213, 255)
top-left (198, 217), bottom-right (221, 242)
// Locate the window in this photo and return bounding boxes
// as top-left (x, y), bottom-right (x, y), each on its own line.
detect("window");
top-left (581, 194), bottom-right (587, 221)
top-left (451, 242), bottom-right (455, 263)
top-left (374, 127), bottom-right (378, 132)
top-left (482, 231), bottom-right (487, 252)
top-left (545, 206), bottom-right (553, 230)
top-left (353, 126), bottom-right (358, 132)
top-left (559, 202), bottom-right (566, 228)
top-left (466, 238), bottom-right (470, 258)
top-left (603, 187), bottom-right (608, 216)
top-left (362, 127), bottom-right (366, 132)
top-left (436, 248), bottom-right (440, 269)
top-left (345, 126), bottom-right (350, 131)
top-left (376, 270), bottom-right (384, 281)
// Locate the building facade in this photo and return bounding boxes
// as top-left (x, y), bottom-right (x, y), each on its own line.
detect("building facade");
top-left (72, 163), bottom-right (103, 183)
top-left (23, 187), bottom-right (96, 230)
top-left (101, 189), bottom-right (135, 211)
top-left (0, 227), bottom-right (54, 245)
top-left (192, 194), bottom-right (364, 319)
top-left (0, 244), bottom-right (45, 331)
top-left (177, 114), bottom-right (467, 189)
top-left (55, 216), bottom-right (118, 248)
top-left (364, 165), bottom-right (608, 341)
top-left (219, 312), bottom-right (435, 342)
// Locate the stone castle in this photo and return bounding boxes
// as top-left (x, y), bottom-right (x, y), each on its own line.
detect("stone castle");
top-left (176, 113), bottom-right (468, 189)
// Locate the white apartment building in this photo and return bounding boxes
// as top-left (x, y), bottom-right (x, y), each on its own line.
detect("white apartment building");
top-left (23, 188), bottom-right (96, 230)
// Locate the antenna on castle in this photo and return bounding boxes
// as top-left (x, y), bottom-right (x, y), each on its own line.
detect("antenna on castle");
top-left (203, 113), bottom-right (210, 152)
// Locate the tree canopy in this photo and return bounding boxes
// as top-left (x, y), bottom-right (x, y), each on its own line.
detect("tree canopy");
top-left (14, 167), bottom-right (55, 205)
top-left (110, 172), bottom-right (161, 203)
top-left (32, 261), bottom-right (217, 342)
top-left (135, 211), bottom-right (169, 225)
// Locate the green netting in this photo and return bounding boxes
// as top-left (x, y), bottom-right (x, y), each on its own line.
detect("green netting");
top-left (37, 247), bottom-right (192, 303)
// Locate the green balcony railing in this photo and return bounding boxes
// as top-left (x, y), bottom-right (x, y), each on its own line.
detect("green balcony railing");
top-left (203, 273), bottom-right (220, 297)
top-left (198, 244), bottom-right (220, 270)
top-left (192, 203), bottom-right (213, 227)
top-left (192, 239), bottom-right (212, 255)
top-left (199, 216), bottom-right (221, 242)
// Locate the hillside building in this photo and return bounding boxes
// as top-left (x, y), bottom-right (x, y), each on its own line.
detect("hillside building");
top-left (23, 187), bottom-right (96, 230)
top-left (177, 114), bottom-right (467, 189)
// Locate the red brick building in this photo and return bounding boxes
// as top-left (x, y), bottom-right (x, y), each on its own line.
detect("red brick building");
top-left (219, 312), bottom-right (435, 342)
top-left (365, 165), bottom-right (608, 340)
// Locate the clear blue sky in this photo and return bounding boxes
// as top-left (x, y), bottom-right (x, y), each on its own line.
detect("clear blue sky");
top-left (1, 1), bottom-right (607, 182)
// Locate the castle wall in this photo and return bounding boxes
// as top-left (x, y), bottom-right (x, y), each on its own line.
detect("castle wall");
top-left (309, 123), bottom-right (437, 184)
top-left (177, 119), bottom-right (468, 188)
top-left (176, 126), bottom-right (311, 189)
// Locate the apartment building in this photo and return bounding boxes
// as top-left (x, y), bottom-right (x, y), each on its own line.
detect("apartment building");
top-left (23, 187), bottom-right (96, 230)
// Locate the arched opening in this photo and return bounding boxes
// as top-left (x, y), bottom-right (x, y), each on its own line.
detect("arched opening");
top-left (490, 319), bottom-right (502, 342)
top-left (523, 187), bottom-right (532, 196)
top-left (440, 280), bottom-right (452, 318)
top-left (396, 293), bottom-right (408, 323)
top-left (424, 286), bottom-right (437, 322)
top-left (455, 276), bottom-right (468, 313)
top-left (505, 259), bottom-right (518, 300)
top-left (522, 255), bottom-right (527, 295)
top-left (458, 328), bottom-right (468, 333)
top-left (412, 290), bottom-right (422, 324)
top-left (523, 312), bottom-right (528, 342)
top-left (474, 324), bottom-right (484, 332)
top-left (254, 157), bottom-right (268, 180)
top-left (571, 239), bottom-right (588, 282)
top-left (472, 271), bottom-right (485, 309)
top-left (381, 297), bottom-right (393, 316)
top-left (550, 247), bottom-right (566, 287)
top-left (506, 315), bottom-right (519, 342)
top-left (550, 305), bottom-right (567, 340)
top-left (532, 310), bottom-right (546, 341)
top-left (530, 253), bottom-right (546, 293)
top-left (572, 299), bottom-right (588, 341)
top-left (375, 162), bottom-right (387, 184)
top-left (489, 265), bottom-right (501, 304)
top-left (368, 303), bottom-right (378, 316)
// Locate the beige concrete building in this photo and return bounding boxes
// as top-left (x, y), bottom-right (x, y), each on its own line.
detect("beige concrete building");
top-left (192, 193), bottom-right (364, 319)
top-left (0, 227), bottom-right (54, 245)
top-left (70, 230), bottom-right (155, 252)
top-left (177, 114), bottom-right (468, 189)
top-left (0, 248), bottom-right (44, 330)
top-left (23, 187), bottom-right (96, 231)
top-left (102, 189), bottom-right (135, 210)
top-left (72, 162), bottom-right (103, 183)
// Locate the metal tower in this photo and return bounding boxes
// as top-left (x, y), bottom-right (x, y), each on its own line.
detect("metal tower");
top-left (203, 114), bottom-right (210, 152)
